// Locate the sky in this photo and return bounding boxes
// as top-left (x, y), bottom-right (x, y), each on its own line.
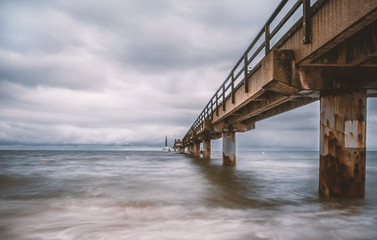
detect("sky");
top-left (0, 0), bottom-right (376, 151)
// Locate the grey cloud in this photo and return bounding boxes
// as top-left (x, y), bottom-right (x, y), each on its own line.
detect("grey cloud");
top-left (0, 0), bottom-right (279, 85)
top-left (0, 1), bottom-right (63, 53)
top-left (189, 1), bottom-right (281, 29)
top-left (1, 0), bottom-right (376, 150)
top-left (0, 53), bottom-right (108, 90)
top-left (53, 0), bottom-right (281, 73)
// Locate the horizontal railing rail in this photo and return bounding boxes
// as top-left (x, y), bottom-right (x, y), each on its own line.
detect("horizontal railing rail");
top-left (183, 0), bottom-right (323, 144)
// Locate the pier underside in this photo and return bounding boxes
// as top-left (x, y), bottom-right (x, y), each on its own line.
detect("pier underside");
top-left (180, 0), bottom-right (377, 198)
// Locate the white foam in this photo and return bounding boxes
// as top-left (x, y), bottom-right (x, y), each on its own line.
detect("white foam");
top-left (1, 199), bottom-right (270, 240)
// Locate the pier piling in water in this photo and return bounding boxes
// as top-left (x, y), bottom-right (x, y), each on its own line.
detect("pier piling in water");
top-left (203, 139), bottom-right (211, 159)
top-left (222, 131), bottom-right (236, 166)
top-left (319, 91), bottom-right (367, 198)
top-left (193, 141), bottom-right (201, 157)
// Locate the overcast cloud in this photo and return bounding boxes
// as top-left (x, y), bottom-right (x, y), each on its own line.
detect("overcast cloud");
top-left (1, 0), bottom-right (376, 150)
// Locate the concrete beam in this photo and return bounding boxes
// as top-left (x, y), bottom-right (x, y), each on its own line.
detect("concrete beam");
top-left (319, 90), bottom-right (366, 198)
top-left (213, 121), bottom-right (255, 134)
top-left (209, 133), bottom-right (222, 140)
top-left (263, 79), bottom-right (301, 96)
top-left (229, 91), bottom-right (292, 124)
top-left (203, 119), bottom-right (212, 130)
top-left (311, 19), bottom-right (377, 66)
top-left (211, 50), bottom-right (295, 125)
top-left (299, 66), bottom-right (377, 91)
top-left (247, 97), bottom-right (317, 123)
top-left (196, 119), bottom-right (212, 135)
top-left (233, 121), bottom-right (255, 132)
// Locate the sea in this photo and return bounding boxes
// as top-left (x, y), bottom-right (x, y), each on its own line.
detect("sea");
top-left (0, 150), bottom-right (377, 240)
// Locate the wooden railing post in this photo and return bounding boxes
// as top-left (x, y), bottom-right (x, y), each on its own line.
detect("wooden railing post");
top-left (216, 93), bottom-right (219, 116)
top-left (231, 71), bottom-right (235, 104)
top-left (303, 0), bottom-right (311, 44)
top-left (244, 53), bottom-right (249, 93)
top-left (210, 101), bottom-right (213, 120)
top-left (265, 24), bottom-right (270, 54)
top-left (222, 85), bottom-right (226, 111)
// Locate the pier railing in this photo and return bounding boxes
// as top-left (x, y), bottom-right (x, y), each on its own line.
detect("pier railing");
top-left (183, 0), bottom-right (326, 143)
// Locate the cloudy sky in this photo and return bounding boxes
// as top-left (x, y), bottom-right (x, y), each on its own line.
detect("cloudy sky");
top-left (0, 0), bottom-right (376, 150)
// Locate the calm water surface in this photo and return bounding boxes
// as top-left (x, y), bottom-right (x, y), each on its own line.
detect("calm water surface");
top-left (0, 150), bottom-right (377, 239)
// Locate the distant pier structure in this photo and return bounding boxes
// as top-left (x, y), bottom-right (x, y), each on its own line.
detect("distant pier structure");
top-left (173, 139), bottom-right (185, 154)
top-left (179, 0), bottom-right (377, 198)
top-left (162, 136), bottom-right (170, 152)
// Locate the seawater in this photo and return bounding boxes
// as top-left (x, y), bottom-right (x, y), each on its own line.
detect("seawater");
top-left (0, 150), bottom-right (377, 240)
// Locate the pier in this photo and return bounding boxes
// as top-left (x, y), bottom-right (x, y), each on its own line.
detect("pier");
top-left (175, 0), bottom-right (377, 198)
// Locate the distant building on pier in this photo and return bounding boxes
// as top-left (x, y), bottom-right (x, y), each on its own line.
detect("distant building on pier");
top-left (162, 136), bottom-right (170, 152)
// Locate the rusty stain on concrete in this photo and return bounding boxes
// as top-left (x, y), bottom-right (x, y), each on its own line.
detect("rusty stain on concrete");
top-left (203, 139), bottom-right (211, 159)
top-left (320, 91), bottom-right (366, 198)
top-left (223, 153), bottom-right (236, 166)
top-left (222, 131), bottom-right (236, 166)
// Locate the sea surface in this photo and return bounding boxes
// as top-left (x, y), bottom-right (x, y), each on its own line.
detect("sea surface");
top-left (0, 150), bottom-right (377, 240)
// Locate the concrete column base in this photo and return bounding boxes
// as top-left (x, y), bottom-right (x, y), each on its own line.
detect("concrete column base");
top-left (193, 142), bottom-right (201, 157)
top-left (319, 90), bottom-right (366, 198)
top-left (223, 131), bottom-right (236, 166)
top-left (188, 145), bottom-right (194, 155)
top-left (178, 147), bottom-right (185, 154)
top-left (203, 139), bottom-right (211, 159)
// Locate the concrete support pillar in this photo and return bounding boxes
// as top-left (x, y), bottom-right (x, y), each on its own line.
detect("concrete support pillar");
top-left (193, 141), bottom-right (201, 157)
top-left (178, 147), bottom-right (185, 154)
top-left (319, 90), bottom-right (366, 198)
top-left (203, 139), bottom-right (211, 159)
top-left (222, 131), bottom-right (236, 166)
top-left (188, 145), bottom-right (193, 155)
